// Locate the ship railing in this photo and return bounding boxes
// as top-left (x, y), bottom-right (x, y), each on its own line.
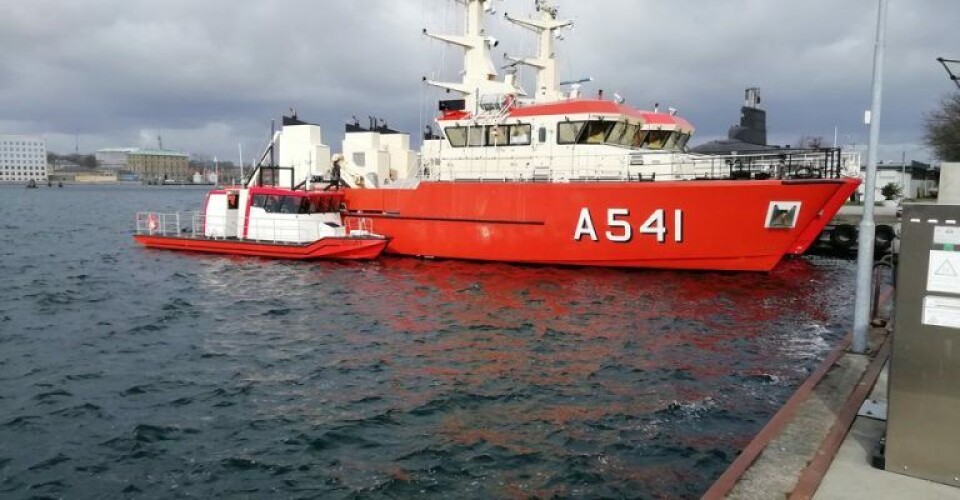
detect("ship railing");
top-left (135, 212), bottom-right (190, 237)
top-left (344, 217), bottom-right (375, 236)
top-left (423, 147), bottom-right (856, 183)
top-left (136, 212), bottom-right (351, 244)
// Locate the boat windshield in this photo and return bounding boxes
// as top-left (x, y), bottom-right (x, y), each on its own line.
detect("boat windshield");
top-left (605, 122), bottom-right (643, 148)
top-left (253, 194), bottom-right (342, 214)
top-left (644, 130), bottom-right (674, 150)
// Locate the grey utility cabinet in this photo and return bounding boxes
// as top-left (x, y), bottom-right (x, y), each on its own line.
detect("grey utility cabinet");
top-left (887, 203), bottom-right (960, 486)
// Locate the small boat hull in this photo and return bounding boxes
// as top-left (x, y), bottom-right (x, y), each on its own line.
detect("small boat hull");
top-left (133, 235), bottom-right (389, 260)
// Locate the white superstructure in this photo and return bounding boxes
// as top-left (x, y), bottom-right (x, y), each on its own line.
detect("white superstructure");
top-left (0, 135), bottom-right (48, 183)
top-left (278, 122), bottom-right (331, 186)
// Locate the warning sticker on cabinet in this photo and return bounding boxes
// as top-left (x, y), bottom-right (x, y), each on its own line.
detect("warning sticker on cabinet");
top-left (934, 226), bottom-right (960, 246)
top-left (922, 296), bottom-right (960, 329)
top-left (927, 250), bottom-right (960, 294)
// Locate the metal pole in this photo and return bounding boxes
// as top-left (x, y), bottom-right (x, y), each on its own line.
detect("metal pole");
top-left (852, 0), bottom-right (889, 354)
top-left (901, 151), bottom-right (907, 196)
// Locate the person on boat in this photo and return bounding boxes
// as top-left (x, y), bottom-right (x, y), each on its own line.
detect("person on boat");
top-left (326, 154), bottom-right (344, 191)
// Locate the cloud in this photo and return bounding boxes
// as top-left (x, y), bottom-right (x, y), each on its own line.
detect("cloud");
top-left (0, 0), bottom-right (957, 163)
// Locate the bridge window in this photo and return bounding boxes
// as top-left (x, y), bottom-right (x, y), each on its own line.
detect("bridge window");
top-left (607, 122), bottom-right (641, 147)
top-left (447, 124), bottom-right (533, 148)
top-left (487, 125), bottom-right (507, 146)
top-left (582, 121), bottom-right (615, 144)
top-left (278, 196), bottom-right (300, 214)
top-left (558, 120), bottom-right (622, 145)
top-left (467, 126), bottom-right (486, 147)
top-left (308, 197), bottom-right (340, 213)
top-left (445, 127), bottom-right (468, 147)
top-left (644, 130), bottom-right (673, 150)
top-left (509, 124), bottom-right (532, 145)
top-left (558, 121), bottom-right (586, 144)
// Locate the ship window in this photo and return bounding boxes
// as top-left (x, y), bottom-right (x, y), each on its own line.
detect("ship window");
top-left (557, 121), bottom-right (586, 144)
top-left (278, 196), bottom-right (300, 214)
top-left (299, 197), bottom-right (312, 214)
top-left (632, 129), bottom-right (649, 148)
top-left (487, 125), bottom-right (507, 146)
top-left (582, 120), bottom-right (615, 144)
top-left (616, 124), bottom-right (638, 147)
top-left (445, 127), bottom-right (468, 148)
top-left (466, 126), bottom-right (485, 147)
top-left (664, 131), bottom-right (680, 150)
top-left (606, 122), bottom-right (628, 145)
top-left (644, 130), bottom-right (672, 150)
top-left (509, 124), bottom-right (532, 146)
top-left (252, 195), bottom-right (267, 208)
top-left (676, 134), bottom-right (690, 150)
top-left (263, 195), bottom-right (283, 213)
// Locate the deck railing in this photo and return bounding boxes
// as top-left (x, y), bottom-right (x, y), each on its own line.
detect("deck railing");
top-left (134, 212), bottom-right (355, 244)
top-left (419, 148), bottom-right (859, 183)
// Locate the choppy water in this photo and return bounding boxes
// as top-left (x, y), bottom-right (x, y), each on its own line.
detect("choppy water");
top-left (0, 184), bottom-right (855, 498)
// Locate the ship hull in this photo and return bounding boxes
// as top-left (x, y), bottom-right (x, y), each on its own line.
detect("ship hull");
top-left (342, 179), bottom-right (859, 271)
top-left (133, 235), bottom-right (389, 261)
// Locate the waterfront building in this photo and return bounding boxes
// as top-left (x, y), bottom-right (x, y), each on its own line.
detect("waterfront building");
top-left (0, 135), bottom-right (48, 183)
top-left (95, 148), bottom-right (137, 171)
top-left (97, 148), bottom-right (190, 182)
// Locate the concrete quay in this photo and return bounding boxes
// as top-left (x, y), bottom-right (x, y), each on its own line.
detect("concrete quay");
top-left (702, 324), bottom-right (960, 499)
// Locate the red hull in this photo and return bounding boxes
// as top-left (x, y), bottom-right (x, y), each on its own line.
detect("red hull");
top-left (133, 235), bottom-right (388, 260)
top-left (343, 179), bottom-right (859, 271)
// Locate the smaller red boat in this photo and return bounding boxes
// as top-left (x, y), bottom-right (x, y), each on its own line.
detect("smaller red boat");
top-left (133, 186), bottom-right (388, 261)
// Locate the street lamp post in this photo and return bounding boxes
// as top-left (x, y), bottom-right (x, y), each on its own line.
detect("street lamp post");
top-left (902, 151), bottom-right (907, 197)
top-left (852, 0), bottom-right (889, 355)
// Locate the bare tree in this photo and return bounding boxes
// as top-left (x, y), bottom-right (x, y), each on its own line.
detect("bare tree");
top-left (924, 92), bottom-right (960, 162)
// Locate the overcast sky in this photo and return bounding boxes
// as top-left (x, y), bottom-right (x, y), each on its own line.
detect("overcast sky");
top-left (1, 0), bottom-right (957, 164)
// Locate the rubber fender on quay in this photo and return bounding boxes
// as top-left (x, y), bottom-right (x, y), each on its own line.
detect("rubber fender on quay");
top-left (829, 224), bottom-right (858, 250)
top-left (874, 224), bottom-right (895, 253)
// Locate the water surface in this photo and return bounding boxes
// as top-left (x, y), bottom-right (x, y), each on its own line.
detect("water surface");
top-left (0, 184), bottom-right (855, 498)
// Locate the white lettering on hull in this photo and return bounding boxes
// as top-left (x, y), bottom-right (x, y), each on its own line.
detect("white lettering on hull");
top-left (574, 208), bottom-right (684, 244)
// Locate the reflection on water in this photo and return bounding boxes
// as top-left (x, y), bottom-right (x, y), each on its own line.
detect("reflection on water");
top-left (0, 185), bottom-right (854, 498)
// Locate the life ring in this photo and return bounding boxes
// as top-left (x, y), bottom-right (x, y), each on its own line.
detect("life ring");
top-left (146, 214), bottom-right (159, 232)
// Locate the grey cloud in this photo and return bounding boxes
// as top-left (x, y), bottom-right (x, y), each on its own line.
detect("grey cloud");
top-left (1, 0), bottom-right (957, 162)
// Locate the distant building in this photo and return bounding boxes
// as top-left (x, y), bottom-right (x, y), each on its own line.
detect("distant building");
top-left (875, 160), bottom-right (939, 199)
top-left (0, 135), bottom-right (48, 183)
top-left (49, 159), bottom-right (118, 184)
top-left (95, 148), bottom-right (137, 171)
top-left (96, 147), bottom-right (190, 182)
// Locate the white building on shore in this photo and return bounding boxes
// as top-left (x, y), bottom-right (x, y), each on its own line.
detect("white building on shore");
top-left (0, 135), bottom-right (48, 183)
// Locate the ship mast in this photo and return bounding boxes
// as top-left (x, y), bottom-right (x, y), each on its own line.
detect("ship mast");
top-left (424, 0), bottom-right (521, 112)
top-left (505, 0), bottom-right (573, 103)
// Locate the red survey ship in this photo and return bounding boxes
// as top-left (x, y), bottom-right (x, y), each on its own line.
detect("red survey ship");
top-left (334, 1), bottom-right (859, 271)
